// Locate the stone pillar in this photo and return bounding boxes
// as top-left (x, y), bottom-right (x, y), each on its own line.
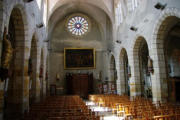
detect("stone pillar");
top-left (34, 47), bottom-right (41, 103)
top-left (42, 54), bottom-right (47, 99)
top-left (116, 58), bottom-right (123, 95)
top-left (118, 59), bottom-right (126, 95)
top-left (22, 46), bottom-right (30, 113)
top-left (129, 53), bottom-right (141, 97)
top-left (151, 48), bottom-right (168, 102)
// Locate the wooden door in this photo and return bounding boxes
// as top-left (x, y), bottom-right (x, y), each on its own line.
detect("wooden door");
top-left (67, 73), bottom-right (91, 98)
top-left (80, 77), bottom-right (88, 98)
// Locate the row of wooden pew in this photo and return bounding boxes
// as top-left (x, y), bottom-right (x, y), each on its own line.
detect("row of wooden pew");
top-left (23, 96), bottom-right (100, 120)
top-left (89, 94), bottom-right (180, 120)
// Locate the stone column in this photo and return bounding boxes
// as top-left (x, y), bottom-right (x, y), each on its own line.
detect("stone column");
top-left (118, 60), bottom-right (126, 95)
top-left (34, 47), bottom-right (41, 103)
top-left (116, 58), bottom-right (123, 95)
top-left (42, 54), bottom-right (47, 99)
top-left (129, 53), bottom-right (141, 97)
top-left (151, 47), bottom-right (168, 102)
top-left (22, 46), bottom-right (30, 113)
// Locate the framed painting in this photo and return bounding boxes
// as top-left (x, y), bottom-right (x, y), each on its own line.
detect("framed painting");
top-left (64, 48), bottom-right (95, 69)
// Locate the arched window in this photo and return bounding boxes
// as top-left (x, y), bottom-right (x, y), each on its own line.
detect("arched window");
top-left (132, 0), bottom-right (138, 11)
top-left (43, 0), bottom-right (47, 27)
top-left (127, 0), bottom-right (139, 12)
top-left (37, 0), bottom-right (42, 9)
top-left (127, 0), bottom-right (132, 12)
top-left (115, 2), bottom-right (123, 26)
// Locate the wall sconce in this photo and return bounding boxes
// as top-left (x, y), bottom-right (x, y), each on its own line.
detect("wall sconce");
top-left (130, 26), bottom-right (138, 32)
top-left (128, 65), bottom-right (131, 77)
top-left (154, 2), bottom-right (167, 10)
top-left (36, 23), bottom-right (44, 28)
top-left (24, 0), bottom-right (34, 3)
top-left (148, 56), bottom-right (154, 74)
top-left (116, 40), bottom-right (121, 44)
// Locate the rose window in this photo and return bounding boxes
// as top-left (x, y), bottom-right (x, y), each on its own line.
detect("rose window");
top-left (67, 16), bottom-right (89, 36)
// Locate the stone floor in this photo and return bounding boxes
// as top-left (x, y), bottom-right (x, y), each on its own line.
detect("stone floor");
top-left (85, 101), bottom-right (125, 120)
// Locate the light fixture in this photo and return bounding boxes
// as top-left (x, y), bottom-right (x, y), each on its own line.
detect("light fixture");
top-left (36, 23), bottom-right (44, 28)
top-left (130, 26), bottom-right (138, 32)
top-left (24, 0), bottom-right (34, 3)
top-left (116, 40), bottom-right (121, 44)
top-left (154, 2), bottom-right (167, 10)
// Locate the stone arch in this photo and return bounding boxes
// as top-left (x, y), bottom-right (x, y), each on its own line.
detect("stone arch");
top-left (29, 33), bottom-right (38, 105)
top-left (151, 8), bottom-right (180, 102)
top-left (132, 36), bottom-right (149, 97)
top-left (152, 8), bottom-right (180, 45)
top-left (119, 48), bottom-right (130, 96)
top-left (4, 6), bottom-right (28, 118)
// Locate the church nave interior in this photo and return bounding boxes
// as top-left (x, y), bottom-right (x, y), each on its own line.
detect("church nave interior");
top-left (0, 0), bottom-right (180, 120)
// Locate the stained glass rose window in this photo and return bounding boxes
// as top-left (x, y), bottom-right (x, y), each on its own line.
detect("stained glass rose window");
top-left (67, 15), bottom-right (89, 36)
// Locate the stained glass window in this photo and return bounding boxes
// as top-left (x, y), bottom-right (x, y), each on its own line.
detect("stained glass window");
top-left (116, 3), bottom-right (123, 26)
top-left (67, 16), bottom-right (89, 36)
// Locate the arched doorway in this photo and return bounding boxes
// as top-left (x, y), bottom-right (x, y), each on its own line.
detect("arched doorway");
top-left (109, 55), bottom-right (117, 94)
top-left (28, 34), bottom-right (37, 106)
top-left (133, 37), bottom-right (152, 98)
top-left (3, 7), bottom-right (25, 118)
top-left (156, 16), bottom-right (180, 102)
top-left (119, 48), bottom-right (130, 96)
